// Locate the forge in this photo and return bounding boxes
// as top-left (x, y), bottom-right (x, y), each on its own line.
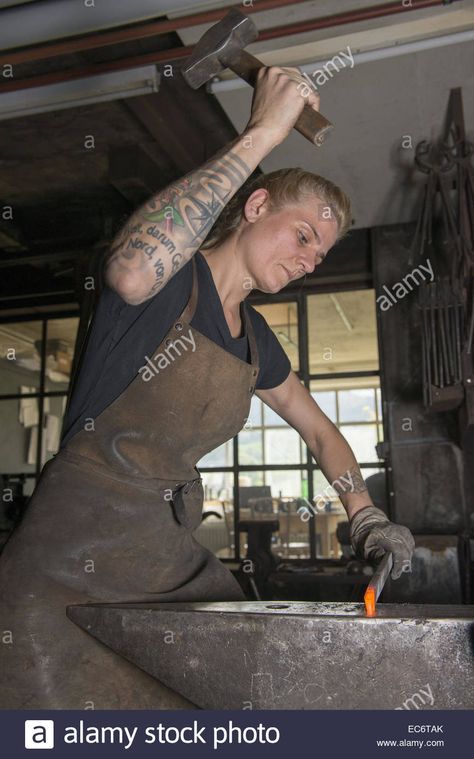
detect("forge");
top-left (67, 601), bottom-right (474, 709)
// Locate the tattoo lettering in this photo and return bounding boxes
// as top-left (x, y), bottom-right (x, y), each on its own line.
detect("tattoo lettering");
top-left (146, 225), bottom-right (176, 253)
top-left (105, 222), bottom-right (145, 264)
top-left (150, 258), bottom-right (165, 293)
top-left (171, 252), bottom-right (183, 273)
top-left (126, 236), bottom-right (157, 259)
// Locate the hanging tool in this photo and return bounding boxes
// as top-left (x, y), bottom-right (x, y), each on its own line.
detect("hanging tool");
top-left (419, 278), bottom-right (465, 410)
top-left (181, 8), bottom-right (333, 147)
top-left (411, 91), bottom-right (474, 417)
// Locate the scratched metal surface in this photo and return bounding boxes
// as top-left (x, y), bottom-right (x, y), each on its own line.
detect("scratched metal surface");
top-left (68, 601), bottom-right (474, 709)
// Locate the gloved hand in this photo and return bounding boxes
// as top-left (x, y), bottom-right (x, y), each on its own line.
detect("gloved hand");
top-left (349, 506), bottom-right (415, 580)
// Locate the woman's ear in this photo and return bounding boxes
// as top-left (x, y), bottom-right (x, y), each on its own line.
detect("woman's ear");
top-left (243, 188), bottom-right (270, 223)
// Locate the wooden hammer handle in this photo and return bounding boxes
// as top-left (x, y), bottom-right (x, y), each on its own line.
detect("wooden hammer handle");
top-left (226, 50), bottom-right (333, 147)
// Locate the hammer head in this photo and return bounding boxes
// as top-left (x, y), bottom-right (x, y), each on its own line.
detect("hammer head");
top-left (182, 8), bottom-right (258, 89)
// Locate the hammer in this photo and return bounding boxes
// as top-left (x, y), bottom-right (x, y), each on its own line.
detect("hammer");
top-left (181, 8), bottom-right (333, 147)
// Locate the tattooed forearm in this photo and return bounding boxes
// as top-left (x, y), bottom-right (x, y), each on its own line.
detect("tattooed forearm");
top-left (171, 252), bottom-right (182, 273)
top-left (349, 468), bottom-right (369, 494)
top-left (146, 225), bottom-right (176, 254)
top-left (333, 466), bottom-right (368, 496)
top-left (140, 150), bottom-right (250, 248)
top-left (150, 258), bottom-right (165, 293)
top-left (104, 127), bottom-right (269, 304)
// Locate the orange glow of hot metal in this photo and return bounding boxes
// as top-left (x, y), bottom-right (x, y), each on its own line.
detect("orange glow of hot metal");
top-left (364, 587), bottom-right (376, 617)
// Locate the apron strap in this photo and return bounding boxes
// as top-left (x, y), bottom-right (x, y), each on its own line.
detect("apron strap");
top-left (178, 254), bottom-right (260, 371)
top-left (242, 302), bottom-right (259, 369)
top-left (178, 256), bottom-right (199, 324)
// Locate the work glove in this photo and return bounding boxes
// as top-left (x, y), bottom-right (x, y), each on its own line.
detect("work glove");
top-left (349, 506), bottom-right (415, 580)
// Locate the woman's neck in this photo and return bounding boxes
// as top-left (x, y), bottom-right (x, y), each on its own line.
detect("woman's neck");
top-left (200, 238), bottom-right (251, 313)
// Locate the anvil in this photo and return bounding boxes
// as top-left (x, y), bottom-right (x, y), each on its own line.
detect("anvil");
top-left (67, 601), bottom-right (474, 709)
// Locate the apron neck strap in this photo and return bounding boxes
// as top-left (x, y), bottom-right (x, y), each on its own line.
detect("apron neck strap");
top-left (242, 302), bottom-right (259, 368)
top-left (179, 256), bottom-right (199, 323)
top-left (178, 255), bottom-right (260, 369)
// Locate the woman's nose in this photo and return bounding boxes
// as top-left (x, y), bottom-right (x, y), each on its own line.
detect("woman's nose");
top-left (298, 250), bottom-right (317, 274)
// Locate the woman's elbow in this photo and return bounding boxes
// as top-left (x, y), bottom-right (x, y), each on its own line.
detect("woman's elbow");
top-left (105, 265), bottom-right (152, 306)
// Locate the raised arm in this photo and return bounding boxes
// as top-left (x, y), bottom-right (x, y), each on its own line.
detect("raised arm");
top-left (104, 66), bottom-right (321, 304)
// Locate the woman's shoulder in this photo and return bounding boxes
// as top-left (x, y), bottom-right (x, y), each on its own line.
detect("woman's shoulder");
top-left (245, 303), bottom-right (291, 389)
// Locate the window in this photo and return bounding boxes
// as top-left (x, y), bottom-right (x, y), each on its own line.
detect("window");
top-left (307, 290), bottom-right (378, 374)
top-left (310, 379), bottom-right (383, 463)
top-left (307, 289), bottom-right (382, 556)
top-left (197, 289), bottom-right (385, 561)
top-left (253, 301), bottom-right (299, 372)
top-left (310, 378), bottom-right (384, 558)
top-left (0, 291), bottom-right (383, 562)
top-left (0, 316), bottom-right (79, 496)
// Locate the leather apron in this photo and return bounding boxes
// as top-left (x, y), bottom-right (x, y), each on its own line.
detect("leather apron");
top-left (0, 257), bottom-right (259, 708)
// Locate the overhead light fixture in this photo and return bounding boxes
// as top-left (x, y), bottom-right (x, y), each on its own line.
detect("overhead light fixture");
top-left (210, 30), bottom-right (474, 93)
top-left (0, 65), bottom-right (160, 121)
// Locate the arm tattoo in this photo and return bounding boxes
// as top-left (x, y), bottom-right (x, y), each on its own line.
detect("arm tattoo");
top-left (141, 151), bottom-right (250, 247)
top-left (150, 258), bottom-right (165, 293)
top-left (105, 145), bottom-right (252, 298)
top-left (333, 466), bottom-right (368, 496)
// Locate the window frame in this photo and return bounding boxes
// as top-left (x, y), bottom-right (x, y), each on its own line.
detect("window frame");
top-left (0, 309), bottom-right (79, 481)
top-left (199, 285), bottom-right (386, 562)
top-left (1, 286), bottom-right (385, 562)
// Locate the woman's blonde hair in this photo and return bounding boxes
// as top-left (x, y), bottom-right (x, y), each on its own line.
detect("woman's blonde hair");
top-left (201, 167), bottom-right (352, 250)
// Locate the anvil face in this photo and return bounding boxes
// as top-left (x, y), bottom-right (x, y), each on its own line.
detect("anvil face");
top-left (67, 601), bottom-right (474, 710)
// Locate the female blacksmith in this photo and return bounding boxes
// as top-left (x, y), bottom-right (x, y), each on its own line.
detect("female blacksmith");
top-left (0, 66), bottom-right (414, 708)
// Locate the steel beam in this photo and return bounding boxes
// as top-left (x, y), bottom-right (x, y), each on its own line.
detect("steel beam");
top-left (67, 601), bottom-right (474, 710)
top-left (0, 0), bottom-right (196, 51)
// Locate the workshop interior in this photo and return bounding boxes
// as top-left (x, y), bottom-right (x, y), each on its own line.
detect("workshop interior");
top-left (0, 0), bottom-right (473, 711)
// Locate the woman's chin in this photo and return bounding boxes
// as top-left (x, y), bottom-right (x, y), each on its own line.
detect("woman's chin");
top-left (251, 267), bottom-right (287, 294)
top-left (262, 273), bottom-right (286, 293)
top-left (258, 281), bottom-right (283, 294)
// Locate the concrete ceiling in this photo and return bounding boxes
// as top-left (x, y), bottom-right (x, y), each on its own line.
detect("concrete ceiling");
top-left (0, 0), bottom-right (472, 314)
top-left (172, 0), bottom-right (474, 230)
top-left (1, 0), bottom-right (472, 233)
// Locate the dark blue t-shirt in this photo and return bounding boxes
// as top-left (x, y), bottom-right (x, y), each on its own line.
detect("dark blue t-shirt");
top-left (61, 251), bottom-right (291, 446)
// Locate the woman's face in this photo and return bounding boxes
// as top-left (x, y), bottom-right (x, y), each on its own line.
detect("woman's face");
top-left (239, 189), bottom-right (340, 293)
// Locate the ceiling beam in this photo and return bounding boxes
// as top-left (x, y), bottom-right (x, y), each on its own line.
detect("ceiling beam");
top-left (0, 0), bottom-right (197, 52)
top-left (124, 77), bottom-right (238, 174)
top-left (0, 0), bottom-right (304, 65)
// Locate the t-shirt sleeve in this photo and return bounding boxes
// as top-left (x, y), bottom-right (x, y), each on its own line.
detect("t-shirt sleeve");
top-left (248, 306), bottom-right (292, 390)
